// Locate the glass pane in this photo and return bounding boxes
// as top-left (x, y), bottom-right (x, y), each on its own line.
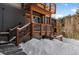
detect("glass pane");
top-left (45, 17), bottom-right (49, 24)
top-left (46, 3), bottom-right (50, 7)
top-left (32, 11), bottom-right (42, 23)
top-left (45, 17), bottom-right (48, 23)
top-left (33, 16), bottom-right (41, 23)
top-left (51, 3), bottom-right (56, 12)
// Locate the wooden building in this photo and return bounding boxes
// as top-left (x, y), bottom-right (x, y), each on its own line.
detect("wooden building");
top-left (22, 3), bottom-right (56, 38)
top-left (0, 3), bottom-right (56, 45)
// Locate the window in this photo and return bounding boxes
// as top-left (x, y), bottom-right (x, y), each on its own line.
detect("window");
top-left (44, 17), bottom-right (49, 24)
top-left (51, 3), bottom-right (56, 13)
top-left (33, 16), bottom-right (41, 23)
top-left (45, 17), bottom-right (48, 23)
top-left (45, 3), bottom-right (50, 7)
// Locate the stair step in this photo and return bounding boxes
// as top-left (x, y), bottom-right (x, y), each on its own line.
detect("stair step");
top-left (0, 44), bottom-right (20, 52)
top-left (0, 41), bottom-right (8, 43)
top-left (0, 32), bottom-right (9, 35)
top-left (4, 48), bottom-right (22, 55)
top-left (12, 51), bottom-right (26, 55)
top-left (0, 36), bottom-right (8, 41)
top-left (0, 42), bottom-right (26, 55)
top-left (9, 36), bottom-right (16, 42)
top-left (0, 41), bottom-right (9, 45)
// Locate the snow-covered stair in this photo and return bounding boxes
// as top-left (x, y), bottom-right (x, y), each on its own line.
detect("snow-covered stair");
top-left (0, 43), bottom-right (26, 55)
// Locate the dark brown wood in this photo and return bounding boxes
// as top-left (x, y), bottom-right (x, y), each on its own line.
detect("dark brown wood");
top-left (30, 6), bottom-right (32, 39)
top-left (16, 23), bottom-right (31, 45)
top-left (16, 27), bottom-right (19, 46)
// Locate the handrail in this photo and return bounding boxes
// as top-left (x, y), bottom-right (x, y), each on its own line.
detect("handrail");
top-left (10, 26), bottom-right (18, 31)
top-left (17, 23), bottom-right (30, 30)
top-left (0, 32), bottom-right (9, 35)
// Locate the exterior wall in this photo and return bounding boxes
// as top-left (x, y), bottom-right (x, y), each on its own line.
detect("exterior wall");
top-left (0, 3), bottom-right (25, 32)
top-left (25, 3), bottom-right (53, 38)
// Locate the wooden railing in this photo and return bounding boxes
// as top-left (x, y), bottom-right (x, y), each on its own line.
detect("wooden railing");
top-left (32, 23), bottom-right (51, 33)
top-left (16, 23), bottom-right (31, 45)
top-left (9, 26), bottom-right (18, 41)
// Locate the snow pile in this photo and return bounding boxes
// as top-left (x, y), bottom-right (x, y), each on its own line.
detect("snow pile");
top-left (20, 38), bottom-right (79, 55)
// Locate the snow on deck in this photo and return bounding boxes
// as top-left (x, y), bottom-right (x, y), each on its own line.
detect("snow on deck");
top-left (20, 38), bottom-right (79, 55)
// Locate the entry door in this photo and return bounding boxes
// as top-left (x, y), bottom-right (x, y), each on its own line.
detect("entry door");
top-left (0, 8), bottom-right (4, 32)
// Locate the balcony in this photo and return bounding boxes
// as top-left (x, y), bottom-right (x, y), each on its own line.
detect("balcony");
top-left (23, 3), bottom-right (56, 15)
top-left (35, 3), bottom-right (56, 14)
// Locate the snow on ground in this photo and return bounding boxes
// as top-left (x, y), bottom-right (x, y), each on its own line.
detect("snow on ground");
top-left (0, 53), bottom-right (4, 55)
top-left (20, 38), bottom-right (79, 55)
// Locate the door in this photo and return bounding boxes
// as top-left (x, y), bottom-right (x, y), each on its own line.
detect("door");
top-left (0, 7), bottom-right (4, 32)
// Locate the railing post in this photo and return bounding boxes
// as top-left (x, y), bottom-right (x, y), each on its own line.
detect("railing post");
top-left (30, 23), bottom-right (32, 39)
top-left (40, 24), bottom-right (42, 37)
top-left (30, 6), bottom-right (32, 39)
top-left (16, 27), bottom-right (19, 46)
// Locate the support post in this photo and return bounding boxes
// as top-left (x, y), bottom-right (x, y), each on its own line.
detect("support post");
top-left (16, 27), bottom-right (19, 46)
top-left (30, 6), bottom-right (32, 39)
